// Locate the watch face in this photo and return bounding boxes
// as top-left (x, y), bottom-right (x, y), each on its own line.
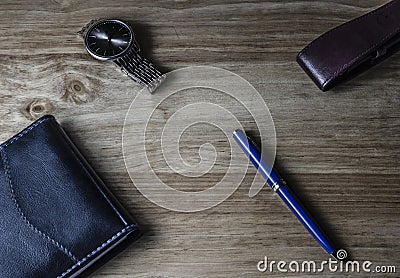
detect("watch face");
top-left (85, 19), bottom-right (133, 60)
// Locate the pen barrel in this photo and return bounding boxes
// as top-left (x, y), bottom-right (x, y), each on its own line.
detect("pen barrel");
top-left (276, 185), bottom-right (335, 255)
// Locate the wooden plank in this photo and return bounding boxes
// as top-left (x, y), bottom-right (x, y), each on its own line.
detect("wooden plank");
top-left (0, 0), bottom-right (398, 277)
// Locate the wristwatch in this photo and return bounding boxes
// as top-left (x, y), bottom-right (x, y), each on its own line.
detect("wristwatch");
top-left (78, 19), bottom-right (165, 92)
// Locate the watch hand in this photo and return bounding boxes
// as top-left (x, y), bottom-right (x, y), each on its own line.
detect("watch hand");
top-left (94, 32), bottom-right (109, 40)
top-left (111, 38), bottom-right (129, 46)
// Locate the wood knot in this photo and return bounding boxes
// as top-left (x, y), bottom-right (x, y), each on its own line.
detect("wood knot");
top-left (59, 74), bottom-right (97, 104)
top-left (22, 98), bottom-right (55, 120)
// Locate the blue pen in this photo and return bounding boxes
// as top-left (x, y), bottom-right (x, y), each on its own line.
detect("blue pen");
top-left (233, 129), bottom-right (340, 259)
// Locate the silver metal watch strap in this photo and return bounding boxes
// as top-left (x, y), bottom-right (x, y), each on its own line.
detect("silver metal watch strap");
top-left (113, 48), bottom-right (165, 92)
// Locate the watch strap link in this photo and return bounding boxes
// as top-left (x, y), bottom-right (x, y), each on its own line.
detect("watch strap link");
top-left (113, 49), bottom-right (165, 92)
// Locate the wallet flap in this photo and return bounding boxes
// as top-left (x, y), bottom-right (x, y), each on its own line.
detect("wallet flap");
top-left (297, 0), bottom-right (400, 91)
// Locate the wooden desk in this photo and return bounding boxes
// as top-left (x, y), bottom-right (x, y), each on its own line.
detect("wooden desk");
top-left (0, 0), bottom-right (398, 277)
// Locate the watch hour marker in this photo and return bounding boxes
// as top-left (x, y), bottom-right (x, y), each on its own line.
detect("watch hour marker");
top-left (95, 47), bottom-right (100, 53)
top-left (122, 33), bottom-right (129, 37)
top-left (118, 46), bottom-right (124, 51)
top-left (89, 42), bottom-right (96, 46)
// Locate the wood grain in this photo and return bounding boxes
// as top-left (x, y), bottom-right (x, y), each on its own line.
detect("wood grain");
top-left (0, 0), bottom-right (399, 277)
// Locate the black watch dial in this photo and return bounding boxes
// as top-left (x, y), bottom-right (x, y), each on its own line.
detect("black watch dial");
top-left (85, 19), bottom-right (133, 60)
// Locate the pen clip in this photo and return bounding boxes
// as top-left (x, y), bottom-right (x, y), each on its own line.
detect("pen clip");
top-left (245, 134), bottom-right (268, 198)
top-left (245, 135), bottom-right (261, 153)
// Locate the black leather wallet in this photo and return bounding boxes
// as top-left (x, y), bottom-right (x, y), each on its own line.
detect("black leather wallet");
top-left (297, 0), bottom-right (400, 91)
top-left (0, 115), bottom-right (141, 277)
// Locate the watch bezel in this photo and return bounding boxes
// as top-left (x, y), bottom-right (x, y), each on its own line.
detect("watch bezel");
top-left (84, 19), bottom-right (134, 61)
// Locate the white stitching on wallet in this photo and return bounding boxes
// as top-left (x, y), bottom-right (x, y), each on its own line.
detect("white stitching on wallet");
top-left (0, 146), bottom-right (79, 262)
top-left (57, 224), bottom-right (138, 278)
top-left (0, 116), bottom-right (52, 148)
